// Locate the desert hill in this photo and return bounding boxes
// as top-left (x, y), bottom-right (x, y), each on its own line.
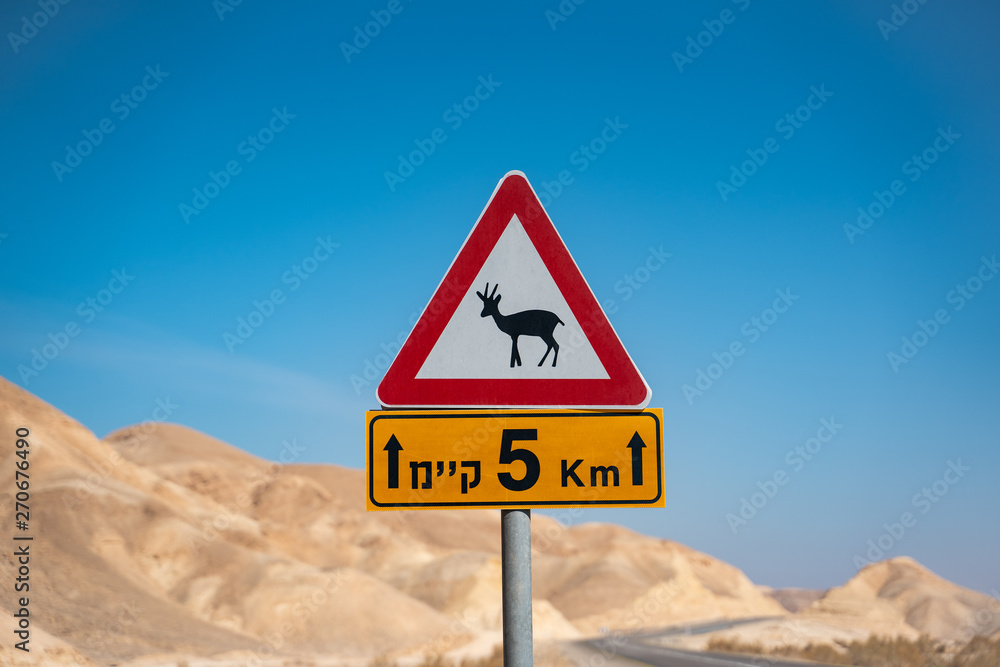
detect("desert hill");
top-left (762, 587), bottom-right (825, 613)
top-left (0, 379), bottom-right (453, 666)
top-left (102, 420), bottom-right (787, 635)
top-left (666, 558), bottom-right (1000, 653)
top-left (0, 376), bottom-right (995, 666)
top-left (0, 378), bottom-right (784, 665)
top-left (802, 557), bottom-right (1000, 642)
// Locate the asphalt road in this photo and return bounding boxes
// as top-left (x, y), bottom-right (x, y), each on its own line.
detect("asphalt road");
top-left (585, 618), bottom-right (843, 667)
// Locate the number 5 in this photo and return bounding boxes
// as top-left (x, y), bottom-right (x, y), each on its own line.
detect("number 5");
top-left (498, 429), bottom-right (540, 492)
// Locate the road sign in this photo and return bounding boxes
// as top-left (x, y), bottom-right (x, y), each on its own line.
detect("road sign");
top-left (377, 170), bottom-right (651, 409)
top-left (366, 409), bottom-right (663, 510)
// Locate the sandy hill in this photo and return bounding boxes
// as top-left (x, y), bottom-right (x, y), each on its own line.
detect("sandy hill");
top-left (801, 557), bottom-right (1000, 642)
top-left (666, 558), bottom-right (1000, 653)
top-left (0, 377), bottom-right (994, 666)
top-left (0, 380), bottom-right (452, 666)
top-left (762, 587), bottom-right (825, 613)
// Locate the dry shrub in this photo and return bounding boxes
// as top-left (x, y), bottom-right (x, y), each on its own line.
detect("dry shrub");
top-left (951, 636), bottom-right (1000, 667)
top-left (369, 644), bottom-right (502, 667)
top-left (707, 633), bottom-right (948, 666)
top-left (706, 637), bottom-right (765, 655)
top-left (798, 643), bottom-right (853, 665)
top-left (843, 634), bottom-right (942, 667)
top-left (369, 655), bottom-right (399, 667)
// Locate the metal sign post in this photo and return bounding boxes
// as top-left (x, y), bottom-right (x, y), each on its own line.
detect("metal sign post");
top-left (501, 509), bottom-right (533, 667)
top-left (367, 171), bottom-right (665, 667)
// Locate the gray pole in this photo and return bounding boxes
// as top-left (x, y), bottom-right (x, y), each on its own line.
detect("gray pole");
top-left (501, 508), bottom-right (533, 667)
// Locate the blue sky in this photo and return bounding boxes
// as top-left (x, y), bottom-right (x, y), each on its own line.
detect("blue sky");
top-left (2, 0), bottom-right (998, 593)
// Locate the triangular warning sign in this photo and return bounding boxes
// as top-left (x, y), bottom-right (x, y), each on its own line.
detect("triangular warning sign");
top-left (377, 171), bottom-right (651, 409)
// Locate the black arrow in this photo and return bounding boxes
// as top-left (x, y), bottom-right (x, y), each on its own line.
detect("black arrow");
top-left (626, 432), bottom-right (646, 486)
top-left (384, 435), bottom-right (402, 489)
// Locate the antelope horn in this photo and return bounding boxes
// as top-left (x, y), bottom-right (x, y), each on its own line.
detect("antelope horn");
top-left (490, 283), bottom-right (498, 299)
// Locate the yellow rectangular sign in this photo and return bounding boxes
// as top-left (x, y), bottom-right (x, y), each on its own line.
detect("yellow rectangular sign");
top-left (366, 409), bottom-right (663, 510)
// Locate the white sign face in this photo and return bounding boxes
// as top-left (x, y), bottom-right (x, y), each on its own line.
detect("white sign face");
top-left (416, 215), bottom-right (610, 380)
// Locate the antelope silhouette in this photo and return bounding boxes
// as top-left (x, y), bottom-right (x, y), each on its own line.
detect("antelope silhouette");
top-left (476, 283), bottom-right (564, 368)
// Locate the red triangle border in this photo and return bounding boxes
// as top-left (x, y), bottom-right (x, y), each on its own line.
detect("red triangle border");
top-left (377, 171), bottom-right (651, 409)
